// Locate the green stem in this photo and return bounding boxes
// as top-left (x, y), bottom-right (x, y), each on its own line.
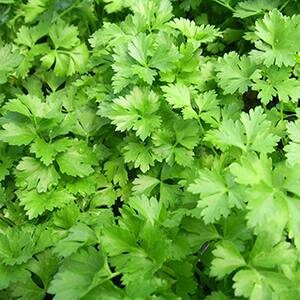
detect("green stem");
top-left (283, 113), bottom-right (297, 119)
top-left (52, 0), bottom-right (81, 23)
top-left (0, 214), bottom-right (15, 226)
top-left (213, 0), bottom-right (235, 12)
top-left (279, 0), bottom-right (291, 11)
top-left (280, 101), bottom-right (284, 121)
top-left (210, 146), bottom-right (218, 156)
top-left (162, 265), bottom-right (177, 280)
top-left (197, 117), bottom-right (205, 135)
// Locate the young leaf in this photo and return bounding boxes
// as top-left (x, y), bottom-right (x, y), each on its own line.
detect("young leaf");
top-left (132, 175), bottom-right (160, 195)
top-left (210, 241), bottom-right (246, 279)
top-left (234, 0), bottom-right (280, 18)
top-left (162, 83), bottom-right (191, 109)
top-left (56, 140), bottom-right (97, 177)
top-left (205, 107), bottom-right (280, 153)
top-left (107, 87), bottom-right (161, 141)
top-left (17, 189), bottom-right (75, 219)
top-left (15, 157), bottom-right (60, 192)
top-left (216, 52), bottom-right (260, 94)
top-left (30, 137), bottom-right (72, 166)
top-left (233, 269), bottom-right (294, 299)
top-left (123, 141), bottom-right (156, 173)
top-left (284, 121), bottom-right (300, 166)
top-left (0, 45), bottom-right (23, 84)
top-left (251, 9), bottom-right (300, 67)
top-left (188, 168), bottom-right (245, 223)
top-left (0, 122), bottom-right (36, 146)
top-left (253, 66), bottom-right (300, 104)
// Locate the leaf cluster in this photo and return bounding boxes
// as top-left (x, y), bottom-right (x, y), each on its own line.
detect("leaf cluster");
top-left (0, 0), bottom-right (300, 299)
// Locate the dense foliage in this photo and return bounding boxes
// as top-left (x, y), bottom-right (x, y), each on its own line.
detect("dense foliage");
top-left (1, 0), bottom-right (300, 299)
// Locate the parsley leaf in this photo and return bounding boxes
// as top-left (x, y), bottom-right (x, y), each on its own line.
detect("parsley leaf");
top-left (48, 247), bottom-right (112, 300)
top-left (15, 157), bottom-right (60, 192)
top-left (285, 120), bottom-right (300, 166)
top-left (0, 45), bottom-right (23, 84)
top-left (17, 189), bottom-right (75, 219)
top-left (107, 87), bottom-right (161, 141)
top-left (216, 52), bottom-right (260, 94)
top-left (56, 139), bottom-right (98, 177)
top-left (205, 107), bottom-right (280, 153)
top-left (210, 241), bottom-right (246, 279)
top-left (188, 164), bottom-right (245, 223)
top-left (234, 0), bottom-right (280, 18)
top-left (251, 9), bottom-right (300, 67)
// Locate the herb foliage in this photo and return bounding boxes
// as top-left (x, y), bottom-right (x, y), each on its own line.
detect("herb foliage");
top-left (0, 0), bottom-right (300, 299)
